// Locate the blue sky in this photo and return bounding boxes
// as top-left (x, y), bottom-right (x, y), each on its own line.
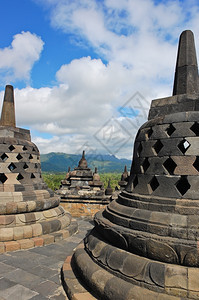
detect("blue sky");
top-left (0, 0), bottom-right (199, 158)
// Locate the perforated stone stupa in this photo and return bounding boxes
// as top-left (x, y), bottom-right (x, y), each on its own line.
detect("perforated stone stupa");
top-left (57, 151), bottom-right (111, 217)
top-left (62, 30), bottom-right (199, 299)
top-left (0, 85), bottom-right (77, 252)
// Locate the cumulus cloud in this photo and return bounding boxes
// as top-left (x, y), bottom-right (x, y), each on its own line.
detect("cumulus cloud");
top-left (3, 0), bottom-right (199, 158)
top-left (7, 54), bottom-right (150, 158)
top-left (37, 0), bottom-right (199, 97)
top-left (0, 31), bottom-right (44, 83)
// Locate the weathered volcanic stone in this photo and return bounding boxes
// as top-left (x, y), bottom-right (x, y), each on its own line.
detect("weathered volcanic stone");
top-left (0, 85), bottom-right (77, 252)
top-left (63, 30), bottom-right (199, 299)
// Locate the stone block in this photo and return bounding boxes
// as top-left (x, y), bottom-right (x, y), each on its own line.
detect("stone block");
top-left (72, 292), bottom-right (97, 300)
top-left (23, 225), bottom-right (33, 238)
top-left (63, 261), bottom-right (71, 271)
top-left (152, 175), bottom-right (181, 199)
top-left (53, 232), bottom-right (63, 242)
top-left (15, 214), bottom-right (25, 225)
top-left (3, 184), bottom-right (15, 192)
top-left (49, 219), bottom-right (61, 233)
top-left (43, 234), bottom-right (54, 245)
top-left (150, 124), bottom-right (170, 139)
top-left (32, 237), bottom-right (44, 247)
top-left (149, 262), bottom-right (165, 287)
top-left (25, 212), bottom-right (36, 224)
top-left (158, 138), bottom-right (183, 156)
top-left (32, 223), bottom-right (42, 237)
top-left (163, 112), bottom-right (187, 124)
top-left (140, 140), bottom-right (156, 157)
top-left (173, 156), bottom-right (197, 175)
top-left (6, 202), bottom-right (17, 214)
top-left (12, 192), bottom-right (23, 202)
top-left (41, 221), bottom-right (51, 234)
top-left (27, 201), bottom-right (36, 212)
top-left (165, 265), bottom-right (187, 290)
top-left (144, 157), bottom-right (166, 175)
top-left (13, 226), bottom-right (24, 240)
top-left (59, 229), bottom-right (69, 239)
top-left (187, 111), bottom-right (199, 121)
top-left (19, 238), bottom-right (34, 249)
top-left (0, 242), bottom-right (5, 253)
top-left (5, 241), bottom-right (20, 252)
top-left (171, 122), bottom-right (195, 137)
top-left (0, 228), bottom-right (13, 241)
top-left (0, 204), bottom-right (6, 214)
top-left (17, 201), bottom-right (27, 213)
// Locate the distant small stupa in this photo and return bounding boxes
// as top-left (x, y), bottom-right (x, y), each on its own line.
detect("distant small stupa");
top-left (57, 151), bottom-right (112, 217)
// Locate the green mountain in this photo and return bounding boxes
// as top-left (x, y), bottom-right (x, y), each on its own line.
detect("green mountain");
top-left (40, 152), bottom-right (131, 173)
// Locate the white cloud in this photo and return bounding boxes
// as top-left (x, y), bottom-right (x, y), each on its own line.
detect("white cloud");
top-left (3, 0), bottom-right (199, 159)
top-left (0, 31), bottom-right (44, 83)
top-left (8, 55), bottom-right (151, 158)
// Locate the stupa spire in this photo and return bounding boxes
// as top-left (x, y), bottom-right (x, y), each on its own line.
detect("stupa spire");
top-left (78, 150), bottom-right (88, 168)
top-left (0, 85), bottom-right (16, 127)
top-left (173, 30), bottom-right (199, 95)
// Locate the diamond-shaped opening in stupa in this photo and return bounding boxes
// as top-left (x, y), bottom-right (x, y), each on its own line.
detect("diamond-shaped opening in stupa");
top-left (1, 153), bottom-right (8, 162)
top-left (16, 173), bottom-right (24, 181)
top-left (0, 173), bottom-right (7, 184)
top-left (163, 157), bottom-right (177, 175)
top-left (178, 139), bottom-right (190, 154)
top-left (146, 128), bottom-right (153, 139)
top-left (141, 158), bottom-right (150, 173)
top-left (152, 140), bottom-right (163, 155)
top-left (9, 145), bottom-right (15, 151)
top-left (193, 156), bottom-right (199, 172)
top-left (16, 153), bottom-right (23, 160)
top-left (166, 124), bottom-right (176, 136)
top-left (190, 122), bottom-right (199, 136)
top-left (8, 163), bottom-right (16, 171)
top-left (176, 176), bottom-right (190, 196)
top-left (148, 176), bottom-right (159, 193)
top-left (23, 163), bottom-right (29, 169)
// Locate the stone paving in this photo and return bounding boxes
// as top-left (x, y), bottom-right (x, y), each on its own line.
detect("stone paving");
top-left (0, 217), bottom-right (94, 300)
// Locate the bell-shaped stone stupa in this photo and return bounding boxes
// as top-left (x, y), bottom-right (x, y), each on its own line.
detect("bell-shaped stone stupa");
top-left (62, 30), bottom-right (199, 299)
top-left (0, 85), bottom-right (77, 252)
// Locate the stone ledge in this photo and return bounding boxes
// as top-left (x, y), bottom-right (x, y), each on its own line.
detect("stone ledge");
top-left (61, 243), bottom-right (181, 300)
top-left (0, 220), bottom-right (78, 253)
top-left (61, 244), bottom-right (97, 300)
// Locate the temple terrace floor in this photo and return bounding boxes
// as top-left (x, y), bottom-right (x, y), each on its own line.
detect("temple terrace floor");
top-left (0, 217), bottom-right (94, 300)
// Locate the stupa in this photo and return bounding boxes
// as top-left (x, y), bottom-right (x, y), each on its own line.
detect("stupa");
top-left (62, 30), bottom-right (199, 299)
top-left (0, 85), bottom-right (77, 252)
top-left (118, 165), bottom-right (129, 190)
top-left (57, 151), bottom-right (111, 217)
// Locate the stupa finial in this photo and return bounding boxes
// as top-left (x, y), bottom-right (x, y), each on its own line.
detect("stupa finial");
top-left (78, 150), bottom-right (87, 168)
top-left (173, 30), bottom-right (199, 95)
top-left (0, 85), bottom-right (16, 127)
